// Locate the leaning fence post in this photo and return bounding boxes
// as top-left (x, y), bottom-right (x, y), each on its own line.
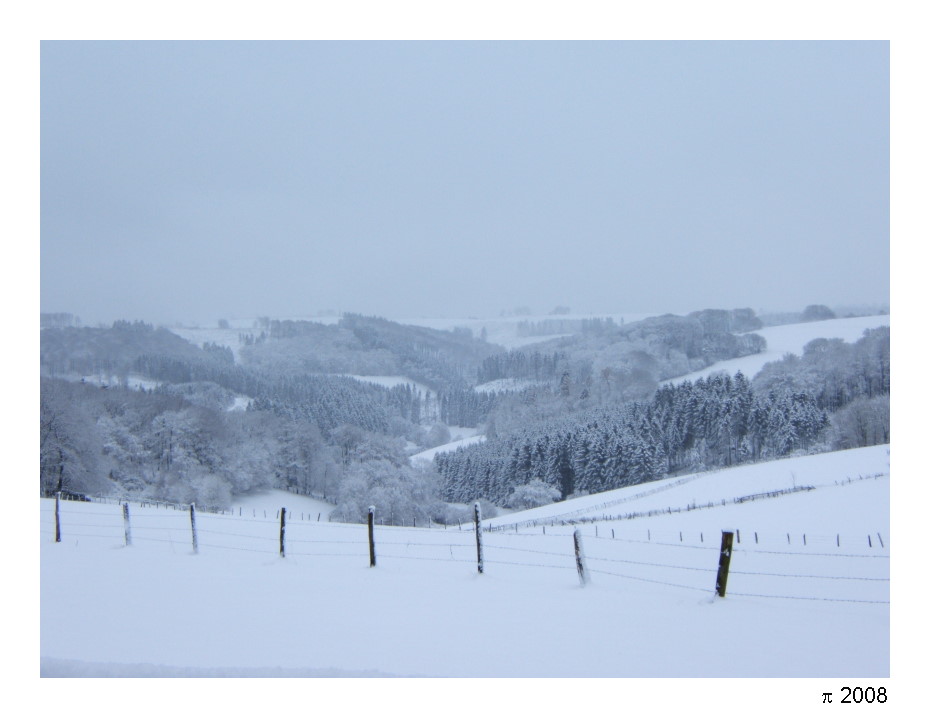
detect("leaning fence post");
top-left (55, 492), bottom-right (61, 543)
top-left (368, 506), bottom-right (376, 568)
top-left (122, 502), bottom-right (132, 547)
top-left (190, 503), bottom-right (199, 554)
top-left (474, 502), bottom-right (484, 574)
top-left (279, 506), bottom-right (287, 558)
top-left (573, 529), bottom-right (588, 586)
top-left (715, 530), bottom-right (735, 598)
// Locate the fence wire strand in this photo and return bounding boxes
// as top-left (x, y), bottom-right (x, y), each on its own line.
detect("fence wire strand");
top-left (43, 496), bottom-right (890, 604)
top-left (727, 591), bottom-right (890, 605)
top-left (586, 554), bottom-right (716, 574)
top-left (587, 567), bottom-right (710, 594)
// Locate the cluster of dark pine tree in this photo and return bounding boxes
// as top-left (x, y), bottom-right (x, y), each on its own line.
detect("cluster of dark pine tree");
top-left (435, 372), bottom-right (829, 506)
top-left (134, 353), bottom-right (265, 397)
top-left (134, 351), bottom-right (432, 438)
top-left (437, 387), bottom-right (502, 426)
top-left (515, 317), bottom-right (619, 337)
top-left (476, 350), bottom-right (568, 384)
top-left (339, 313), bottom-right (495, 391)
top-left (41, 321), bottom-right (204, 377)
top-left (250, 376), bottom-right (426, 437)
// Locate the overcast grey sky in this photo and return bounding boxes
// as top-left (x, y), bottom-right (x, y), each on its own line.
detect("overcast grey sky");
top-left (41, 41), bottom-right (888, 325)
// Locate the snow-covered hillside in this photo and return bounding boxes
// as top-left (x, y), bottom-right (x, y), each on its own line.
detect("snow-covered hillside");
top-left (397, 312), bottom-right (655, 350)
top-left (168, 322), bottom-right (253, 362)
top-left (410, 434), bottom-right (486, 464)
top-left (665, 314), bottom-right (890, 385)
top-left (41, 446), bottom-right (889, 678)
top-left (229, 488), bottom-right (334, 520)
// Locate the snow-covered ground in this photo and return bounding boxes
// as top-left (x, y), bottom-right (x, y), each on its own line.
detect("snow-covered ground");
top-left (51, 373), bottom-right (161, 391)
top-left (665, 315), bottom-right (890, 385)
top-left (168, 324), bottom-right (251, 362)
top-left (227, 395), bottom-right (251, 411)
top-left (474, 377), bottom-right (548, 394)
top-left (409, 434), bottom-right (487, 464)
top-left (41, 445), bottom-right (889, 679)
top-left (229, 488), bottom-right (334, 521)
top-left (445, 425), bottom-right (482, 441)
top-left (486, 445), bottom-right (889, 530)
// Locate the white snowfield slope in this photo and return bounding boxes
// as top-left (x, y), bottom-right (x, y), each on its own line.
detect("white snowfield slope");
top-left (409, 434), bottom-right (486, 463)
top-left (40, 445), bottom-right (889, 678)
top-left (229, 488), bottom-right (334, 520)
top-left (665, 314), bottom-right (890, 385)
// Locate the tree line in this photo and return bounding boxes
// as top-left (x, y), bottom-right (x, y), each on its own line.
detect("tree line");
top-left (435, 372), bottom-right (829, 506)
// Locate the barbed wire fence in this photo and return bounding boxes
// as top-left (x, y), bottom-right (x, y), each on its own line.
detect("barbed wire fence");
top-left (42, 495), bottom-right (889, 606)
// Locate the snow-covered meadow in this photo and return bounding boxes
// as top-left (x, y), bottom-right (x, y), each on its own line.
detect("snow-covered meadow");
top-left (41, 445), bottom-right (889, 679)
top-left (664, 314), bottom-right (890, 385)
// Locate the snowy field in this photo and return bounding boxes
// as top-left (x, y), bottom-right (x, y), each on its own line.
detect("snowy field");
top-left (229, 488), bottom-right (334, 521)
top-left (474, 377), bottom-right (548, 393)
top-left (41, 446), bottom-right (889, 679)
top-left (51, 373), bottom-right (161, 391)
top-left (409, 434), bottom-right (487, 464)
top-left (665, 314), bottom-right (891, 385)
top-left (168, 323), bottom-right (252, 362)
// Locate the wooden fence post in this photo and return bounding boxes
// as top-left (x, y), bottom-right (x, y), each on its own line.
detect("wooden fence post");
top-left (715, 530), bottom-right (734, 598)
top-left (279, 506), bottom-right (286, 558)
top-left (573, 529), bottom-right (588, 586)
top-left (474, 502), bottom-right (484, 574)
top-left (368, 506), bottom-right (376, 568)
top-left (55, 492), bottom-right (61, 543)
top-left (122, 502), bottom-right (132, 546)
top-left (187, 503), bottom-right (198, 554)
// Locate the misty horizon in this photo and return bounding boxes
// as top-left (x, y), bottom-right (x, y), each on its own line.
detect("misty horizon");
top-left (41, 41), bottom-right (889, 327)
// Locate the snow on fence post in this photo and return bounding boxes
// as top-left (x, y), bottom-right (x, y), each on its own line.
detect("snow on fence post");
top-left (122, 502), bottom-right (132, 547)
top-left (368, 506), bottom-right (376, 568)
top-left (715, 531), bottom-right (735, 598)
top-left (54, 492), bottom-right (61, 543)
top-left (474, 502), bottom-right (484, 574)
top-left (573, 529), bottom-right (588, 586)
top-left (279, 506), bottom-right (287, 558)
top-left (190, 504), bottom-right (199, 554)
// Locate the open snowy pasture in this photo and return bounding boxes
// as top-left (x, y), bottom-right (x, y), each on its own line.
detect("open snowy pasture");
top-left (228, 488), bottom-right (335, 521)
top-left (409, 434), bottom-right (487, 464)
top-left (664, 314), bottom-right (890, 385)
top-left (41, 446), bottom-right (889, 678)
top-left (491, 445), bottom-right (890, 529)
